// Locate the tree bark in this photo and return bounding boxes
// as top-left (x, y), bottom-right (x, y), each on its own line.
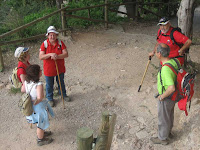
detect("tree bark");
top-left (177, 0), bottom-right (196, 39)
top-left (56, 0), bottom-right (63, 9)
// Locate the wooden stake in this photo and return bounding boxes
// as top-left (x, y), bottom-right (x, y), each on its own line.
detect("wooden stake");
top-left (77, 127), bottom-right (93, 150)
top-left (94, 111), bottom-right (110, 150)
top-left (0, 47), bottom-right (4, 72)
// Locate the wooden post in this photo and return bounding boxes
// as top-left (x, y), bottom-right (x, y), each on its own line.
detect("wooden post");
top-left (77, 127), bottom-right (93, 150)
top-left (106, 114), bottom-right (117, 150)
top-left (61, 4), bottom-right (66, 36)
top-left (94, 111), bottom-right (110, 150)
top-left (0, 47), bottom-right (4, 72)
top-left (104, 0), bottom-right (108, 28)
top-left (135, 0), bottom-right (138, 22)
top-left (88, 9), bottom-right (91, 18)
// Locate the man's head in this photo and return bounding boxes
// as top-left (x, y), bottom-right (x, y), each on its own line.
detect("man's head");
top-left (156, 43), bottom-right (170, 58)
top-left (158, 17), bottom-right (171, 34)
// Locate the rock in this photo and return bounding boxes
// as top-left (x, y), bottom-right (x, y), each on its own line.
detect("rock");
top-left (136, 130), bottom-right (148, 139)
top-left (0, 83), bottom-right (5, 89)
top-left (117, 133), bottom-right (125, 139)
top-left (137, 117), bottom-right (145, 125)
top-left (129, 126), bottom-right (140, 135)
top-left (5, 84), bottom-right (12, 90)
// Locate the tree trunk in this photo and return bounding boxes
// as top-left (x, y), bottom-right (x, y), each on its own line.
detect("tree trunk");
top-left (123, 0), bottom-right (136, 19)
top-left (56, 0), bottom-right (63, 9)
top-left (177, 0), bottom-right (196, 39)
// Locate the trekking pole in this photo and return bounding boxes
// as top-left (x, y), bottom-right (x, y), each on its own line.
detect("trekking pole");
top-left (138, 56), bottom-right (151, 92)
top-left (55, 60), bottom-right (65, 109)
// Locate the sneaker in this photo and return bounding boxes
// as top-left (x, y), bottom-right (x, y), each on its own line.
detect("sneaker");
top-left (64, 96), bottom-right (71, 102)
top-left (37, 137), bottom-right (53, 146)
top-left (48, 100), bottom-right (55, 107)
top-left (44, 131), bottom-right (52, 137)
top-left (150, 137), bottom-right (168, 145)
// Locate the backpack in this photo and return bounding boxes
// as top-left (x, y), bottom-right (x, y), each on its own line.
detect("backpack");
top-left (44, 39), bottom-right (62, 49)
top-left (9, 67), bottom-right (24, 88)
top-left (18, 83), bottom-right (34, 116)
top-left (158, 27), bottom-right (189, 53)
top-left (160, 58), bottom-right (195, 116)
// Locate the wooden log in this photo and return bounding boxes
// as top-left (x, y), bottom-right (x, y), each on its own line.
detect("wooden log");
top-left (61, 4), bottom-right (67, 36)
top-left (0, 47), bottom-right (4, 72)
top-left (94, 111), bottom-right (110, 150)
top-left (77, 127), bottom-right (93, 150)
top-left (106, 114), bottom-right (117, 150)
top-left (105, 0), bottom-right (108, 28)
top-left (0, 29), bottom-right (68, 46)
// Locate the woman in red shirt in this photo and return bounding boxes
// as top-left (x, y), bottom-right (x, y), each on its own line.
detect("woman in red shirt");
top-left (15, 47), bottom-right (30, 84)
top-left (39, 26), bottom-right (70, 107)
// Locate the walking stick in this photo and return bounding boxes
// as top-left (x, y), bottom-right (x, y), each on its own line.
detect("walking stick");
top-left (138, 56), bottom-right (151, 92)
top-left (55, 60), bottom-right (65, 109)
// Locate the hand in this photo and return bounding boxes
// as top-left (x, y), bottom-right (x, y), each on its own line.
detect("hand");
top-left (158, 95), bottom-right (163, 101)
top-left (50, 53), bottom-right (58, 60)
top-left (178, 49), bottom-right (184, 56)
top-left (149, 51), bottom-right (155, 57)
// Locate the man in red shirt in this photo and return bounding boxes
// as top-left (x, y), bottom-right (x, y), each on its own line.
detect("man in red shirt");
top-left (39, 26), bottom-right (70, 107)
top-left (149, 17), bottom-right (192, 65)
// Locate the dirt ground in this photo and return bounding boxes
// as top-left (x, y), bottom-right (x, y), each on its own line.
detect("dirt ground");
top-left (1, 11), bottom-right (200, 150)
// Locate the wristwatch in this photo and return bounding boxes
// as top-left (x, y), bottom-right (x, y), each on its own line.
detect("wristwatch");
top-left (159, 96), bottom-right (162, 101)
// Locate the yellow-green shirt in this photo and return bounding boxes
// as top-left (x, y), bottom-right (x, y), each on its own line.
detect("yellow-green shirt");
top-left (157, 59), bottom-right (179, 94)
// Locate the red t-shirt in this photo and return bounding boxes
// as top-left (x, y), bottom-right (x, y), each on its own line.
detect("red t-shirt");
top-left (17, 61), bottom-right (30, 82)
top-left (157, 27), bottom-right (188, 65)
top-left (40, 39), bottom-right (67, 76)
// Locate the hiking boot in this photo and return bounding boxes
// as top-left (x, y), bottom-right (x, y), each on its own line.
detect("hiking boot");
top-left (168, 132), bottom-right (174, 139)
top-left (64, 96), bottom-right (71, 102)
top-left (48, 100), bottom-right (55, 107)
top-left (37, 137), bottom-right (53, 146)
top-left (150, 137), bottom-right (168, 145)
top-left (44, 131), bottom-right (52, 137)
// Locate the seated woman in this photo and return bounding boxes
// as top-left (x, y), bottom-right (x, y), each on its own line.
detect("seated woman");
top-left (21, 64), bottom-right (54, 146)
top-left (14, 47), bottom-right (30, 84)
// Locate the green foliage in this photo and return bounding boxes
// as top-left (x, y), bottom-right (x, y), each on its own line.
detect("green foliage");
top-left (66, 0), bottom-right (125, 28)
top-left (141, 0), bottom-right (180, 20)
top-left (10, 87), bottom-right (21, 94)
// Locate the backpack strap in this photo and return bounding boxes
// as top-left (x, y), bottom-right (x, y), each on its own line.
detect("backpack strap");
top-left (44, 39), bottom-right (62, 49)
top-left (160, 58), bottom-right (180, 94)
top-left (170, 28), bottom-right (183, 48)
top-left (44, 40), bottom-right (48, 49)
top-left (25, 81), bottom-right (35, 94)
top-left (162, 58), bottom-right (180, 75)
top-left (18, 67), bottom-right (25, 70)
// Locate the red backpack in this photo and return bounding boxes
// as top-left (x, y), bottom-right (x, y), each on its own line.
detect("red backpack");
top-left (160, 58), bottom-right (196, 116)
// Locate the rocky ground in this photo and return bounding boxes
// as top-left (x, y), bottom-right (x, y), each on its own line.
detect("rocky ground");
top-left (1, 8), bottom-right (200, 150)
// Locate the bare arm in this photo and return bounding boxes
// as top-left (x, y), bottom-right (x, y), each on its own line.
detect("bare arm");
top-left (34, 84), bottom-right (44, 105)
top-left (57, 49), bottom-right (68, 59)
top-left (149, 42), bottom-right (159, 57)
top-left (39, 51), bottom-right (57, 60)
top-left (158, 85), bottom-right (175, 101)
top-left (179, 39), bottom-right (192, 55)
top-left (20, 74), bottom-right (26, 84)
top-left (21, 82), bottom-right (26, 93)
